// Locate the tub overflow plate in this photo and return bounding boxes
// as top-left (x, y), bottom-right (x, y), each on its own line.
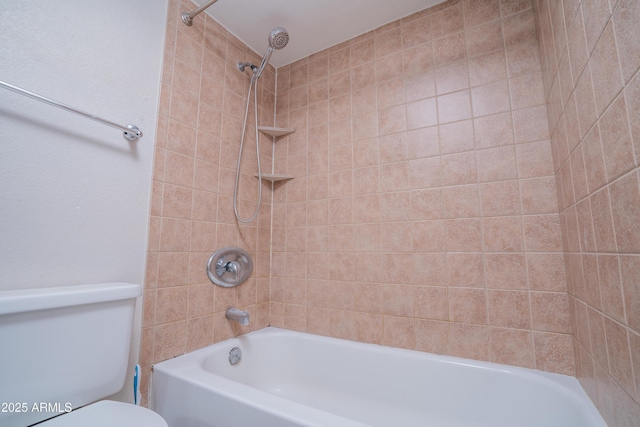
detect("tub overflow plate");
top-left (229, 347), bottom-right (242, 365)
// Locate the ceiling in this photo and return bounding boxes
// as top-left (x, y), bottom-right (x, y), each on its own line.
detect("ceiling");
top-left (190, 0), bottom-right (445, 68)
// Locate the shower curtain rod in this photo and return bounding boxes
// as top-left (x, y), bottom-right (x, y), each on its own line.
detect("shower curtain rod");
top-left (0, 80), bottom-right (142, 141)
top-left (182, 0), bottom-right (220, 26)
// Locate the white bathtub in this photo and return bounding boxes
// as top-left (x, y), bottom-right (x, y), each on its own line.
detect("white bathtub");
top-left (152, 327), bottom-right (606, 427)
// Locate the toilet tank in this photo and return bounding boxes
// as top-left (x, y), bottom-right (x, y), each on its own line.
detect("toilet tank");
top-left (0, 283), bottom-right (141, 427)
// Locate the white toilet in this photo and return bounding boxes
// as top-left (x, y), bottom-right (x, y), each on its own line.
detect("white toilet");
top-left (0, 283), bottom-right (168, 427)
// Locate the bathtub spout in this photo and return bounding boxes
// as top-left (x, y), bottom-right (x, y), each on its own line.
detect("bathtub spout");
top-left (226, 307), bottom-right (249, 326)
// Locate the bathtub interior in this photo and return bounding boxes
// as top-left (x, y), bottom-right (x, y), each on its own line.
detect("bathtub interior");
top-left (154, 327), bottom-right (607, 427)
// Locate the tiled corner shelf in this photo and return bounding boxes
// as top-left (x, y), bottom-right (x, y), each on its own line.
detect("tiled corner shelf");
top-left (256, 126), bottom-right (296, 182)
top-left (258, 126), bottom-right (295, 138)
top-left (254, 173), bottom-right (294, 182)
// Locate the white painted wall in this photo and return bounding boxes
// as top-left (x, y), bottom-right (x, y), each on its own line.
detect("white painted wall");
top-left (0, 1), bottom-right (166, 290)
top-left (0, 0), bottom-right (167, 405)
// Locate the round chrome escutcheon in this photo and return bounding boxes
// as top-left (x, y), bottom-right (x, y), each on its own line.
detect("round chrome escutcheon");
top-left (206, 247), bottom-right (253, 288)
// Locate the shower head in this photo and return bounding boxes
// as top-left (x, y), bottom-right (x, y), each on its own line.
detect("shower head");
top-left (253, 27), bottom-right (289, 79)
top-left (268, 27), bottom-right (289, 50)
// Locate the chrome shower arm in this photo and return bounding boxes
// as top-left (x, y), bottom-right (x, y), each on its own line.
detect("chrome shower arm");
top-left (182, 0), bottom-right (219, 26)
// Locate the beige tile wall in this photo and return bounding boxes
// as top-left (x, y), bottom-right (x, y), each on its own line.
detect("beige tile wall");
top-left (139, 0), bottom-right (275, 406)
top-left (534, 0), bottom-right (640, 424)
top-left (270, 0), bottom-right (575, 376)
top-left (142, 0), bottom-right (639, 422)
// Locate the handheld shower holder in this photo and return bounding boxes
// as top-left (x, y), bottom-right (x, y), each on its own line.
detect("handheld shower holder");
top-left (236, 27), bottom-right (289, 80)
top-left (237, 62), bottom-right (258, 73)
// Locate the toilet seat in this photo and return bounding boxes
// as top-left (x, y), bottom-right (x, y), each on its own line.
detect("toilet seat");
top-left (39, 400), bottom-right (168, 427)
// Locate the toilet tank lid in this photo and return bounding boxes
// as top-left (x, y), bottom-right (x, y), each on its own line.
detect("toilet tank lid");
top-left (0, 283), bottom-right (141, 315)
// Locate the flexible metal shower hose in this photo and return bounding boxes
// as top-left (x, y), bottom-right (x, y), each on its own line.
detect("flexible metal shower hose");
top-left (233, 72), bottom-right (263, 224)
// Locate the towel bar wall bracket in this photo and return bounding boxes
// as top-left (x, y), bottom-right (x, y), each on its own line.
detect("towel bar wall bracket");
top-left (123, 125), bottom-right (142, 141)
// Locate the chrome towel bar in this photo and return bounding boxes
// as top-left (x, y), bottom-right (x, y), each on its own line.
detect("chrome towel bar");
top-left (0, 80), bottom-right (142, 141)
